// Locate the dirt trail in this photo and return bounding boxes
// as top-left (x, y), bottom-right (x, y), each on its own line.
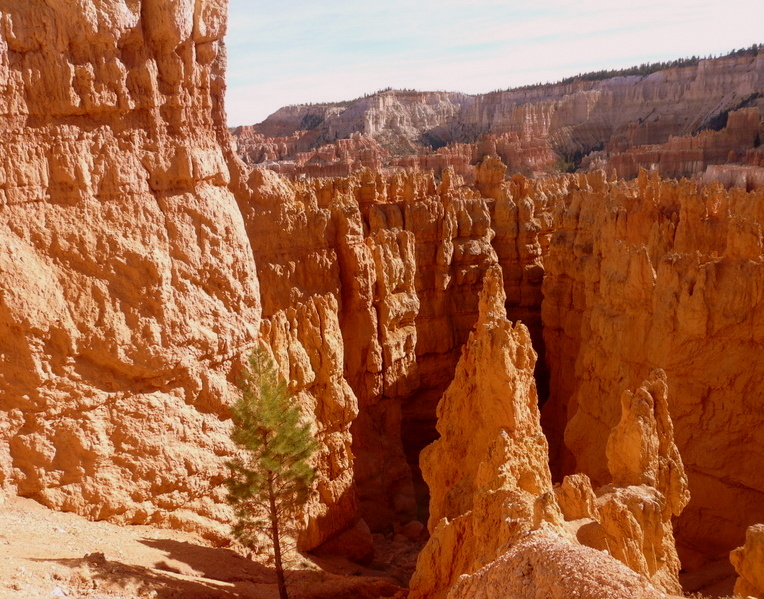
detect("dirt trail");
top-left (0, 497), bottom-right (410, 599)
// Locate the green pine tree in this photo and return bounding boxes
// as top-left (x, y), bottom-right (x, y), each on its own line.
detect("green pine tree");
top-left (226, 347), bottom-right (318, 599)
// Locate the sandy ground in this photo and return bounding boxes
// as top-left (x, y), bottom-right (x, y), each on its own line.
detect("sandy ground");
top-left (0, 495), bottom-right (738, 599)
top-left (0, 497), bottom-right (417, 599)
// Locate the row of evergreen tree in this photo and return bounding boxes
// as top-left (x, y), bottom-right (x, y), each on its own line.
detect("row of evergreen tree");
top-left (287, 44), bottom-right (763, 113)
top-left (502, 44), bottom-right (763, 93)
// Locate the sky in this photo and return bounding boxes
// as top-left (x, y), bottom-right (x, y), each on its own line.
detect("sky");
top-left (224, 0), bottom-right (763, 126)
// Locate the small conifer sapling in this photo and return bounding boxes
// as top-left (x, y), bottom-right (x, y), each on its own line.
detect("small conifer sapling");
top-left (226, 347), bottom-right (317, 599)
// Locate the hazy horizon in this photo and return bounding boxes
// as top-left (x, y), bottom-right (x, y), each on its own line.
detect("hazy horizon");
top-left (224, 0), bottom-right (763, 127)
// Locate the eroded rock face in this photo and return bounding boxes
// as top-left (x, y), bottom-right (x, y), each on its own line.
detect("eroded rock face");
top-left (410, 265), bottom-right (562, 599)
top-left (236, 131), bottom-right (391, 179)
top-left (235, 164), bottom-right (519, 537)
top-left (2, 2), bottom-right (763, 585)
top-left (600, 371), bottom-right (689, 592)
top-left (604, 106), bottom-right (764, 180)
top-left (0, 0), bottom-right (263, 538)
top-left (0, 0), bottom-right (387, 551)
top-left (229, 168), bottom-right (367, 552)
top-left (233, 51), bottom-right (764, 181)
top-left (556, 370), bottom-right (689, 594)
top-left (410, 269), bottom-right (685, 598)
top-left (700, 163), bottom-right (764, 191)
top-left (731, 524), bottom-right (764, 599)
top-left (541, 170), bottom-right (764, 561)
top-left (251, 90), bottom-right (471, 155)
top-left (605, 370), bottom-right (689, 514)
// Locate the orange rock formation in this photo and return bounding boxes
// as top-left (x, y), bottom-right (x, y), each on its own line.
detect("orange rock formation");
top-left (409, 269), bottom-right (688, 598)
top-left (0, 0), bottom-right (367, 553)
top-left (541, 170), bottom-right (764, 566)
top-left (731, 524), bottom-right (764, 598)
top-left (0, 0), bottom-right (262, 539)
top-left (555, 370), bottom-right (689, 593)
top-left (605, 107), bottom-right (764, 180)
top-left (2, 2), bottom-right (764, 596)
top-left (409, 266), bottom-right (561, 599)
top-left (233, 51), bottom-right (764, 181)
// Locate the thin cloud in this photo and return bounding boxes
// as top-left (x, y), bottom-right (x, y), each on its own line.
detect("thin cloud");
top-left (225, 0), bottom-right (763, 126)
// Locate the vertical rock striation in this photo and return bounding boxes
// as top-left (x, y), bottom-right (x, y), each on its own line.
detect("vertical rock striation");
top-left (410, 265), bottom-right (561, 599)
top-left (410, 268), bottom-right (687, 598)
top-left (605, 106), bottom-right (764, 180)
top-left (234, 165), bottom-right (519, 540)
top-left (2, 2), bottom-right (763, 582)
top-left (541, 170), bottom-right (764, 562)
top-left (0, 0), bottom-right (261, 538)
top-left (731, 524), bottom-right (764, 599)
top-left (233, 168), bottom-right (366, 552)
top-left (555, 370), bottom-right (689, 593)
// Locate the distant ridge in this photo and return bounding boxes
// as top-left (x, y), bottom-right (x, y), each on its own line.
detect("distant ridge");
top-left (232, 47), bottom-right (764, 181)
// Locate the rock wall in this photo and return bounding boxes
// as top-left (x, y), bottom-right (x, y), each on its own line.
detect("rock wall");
top-left (2, 2), bottom-right (764, 587)
top-left (232, 163), bottom-right (542, 536)
top-left (410, 266), bottom-right (561, 599)
top-left (541, 169), bottom-right (764, 563)
top-left (257, 90), bottom-right (472, 153)
top-left (233, 51), bottom-right (764, 180)
top-left (409, 268), bottom-right (687, 598)
top-left (231, 125), bottom-right (316, 164)
top-left (731, 524), bottom-right (764, 598)
top-left (555, 370), bottom-right (689, 593)
top-left (700, 163), bottom-right (764, 191)
top-left (0, 0), bottom-right (266, 538)
top-left (228, 159), bottom-right (553, 537)
top-left (334, 166), bottom-right (506, 529)
top-left (604, 106), bottom-right (764, 180)
top-left (238, 133), bottom-right (391, 180)
top-left (231, 168), bottom-right (366, 552)
top-left (0, 0), bottom-right (384, 552)
top-left (0, 4), bottom-right (549, 549)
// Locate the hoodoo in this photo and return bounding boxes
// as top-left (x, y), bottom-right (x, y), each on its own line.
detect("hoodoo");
top-left (1, 1), bottom-right (764, 597)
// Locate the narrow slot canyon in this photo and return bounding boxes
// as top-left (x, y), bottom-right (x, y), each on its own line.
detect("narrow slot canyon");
top-left (2, 3), bottom-right (764, 597)
top-left (340, 159), bottom-right (558, 542)
top-left (275, 161), bottom-right (764, 597)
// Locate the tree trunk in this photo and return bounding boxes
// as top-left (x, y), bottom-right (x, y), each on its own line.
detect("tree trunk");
top-left (268, 473), bottom-right (288, 599)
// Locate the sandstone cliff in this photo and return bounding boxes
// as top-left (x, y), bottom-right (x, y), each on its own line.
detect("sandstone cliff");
top-left (555, 370), bottom-right (689, 593)
top-left (0, 0), bottom-right (264, 538)
top-left (731, 524), bottom-right (764, 598)
top-left (541, 170), bottom-right (764, 565)
top-left (0, 16), bottom-right (546, 551)
top-left (233, 50), bottom-right (764, 181)
top-left (604, 106), bottom-right (764, 180)
top-left (254, 91), bottom-right (471, 154)
top-left (232, 168), bottom-right (368, 554)
top-left (0, 0), bottom-right (365, 554)
top-left (409, 266), bottom-right (561, 599)
top-left (3, 2), bottom-right (764, 595)
top-left (409, 268), bottom-right (688, 598)
top-left (232, 162), bottom-right (524, 542)
top-left (235, 131), bottom-right (391, 179)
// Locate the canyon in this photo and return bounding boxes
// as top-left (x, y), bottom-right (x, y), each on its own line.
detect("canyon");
top-left (232, 50), bottom-right (764, 187)
top-left (1, 1), bottom-right (764, 598)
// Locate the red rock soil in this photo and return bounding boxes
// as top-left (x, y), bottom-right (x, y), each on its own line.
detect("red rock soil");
top-left (0, 497), bottom-right (417, 599)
